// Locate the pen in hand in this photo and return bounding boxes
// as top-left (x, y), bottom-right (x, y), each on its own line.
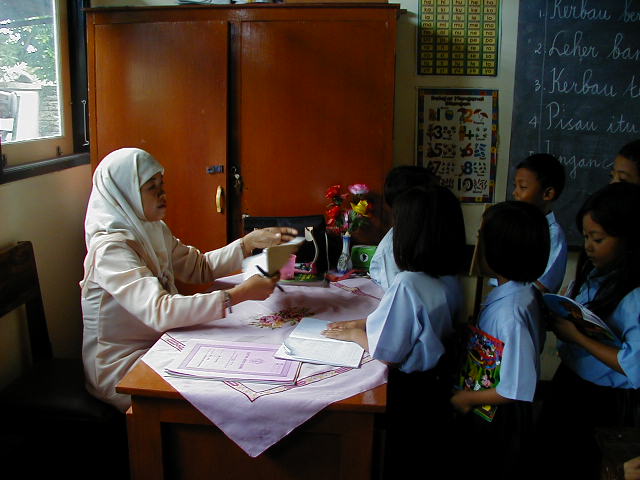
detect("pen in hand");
top-left (256, 265), bottom-right (285, 293)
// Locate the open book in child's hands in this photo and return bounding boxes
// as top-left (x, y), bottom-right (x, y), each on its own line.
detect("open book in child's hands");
top-left (542, 294), bottom-right (618, 342)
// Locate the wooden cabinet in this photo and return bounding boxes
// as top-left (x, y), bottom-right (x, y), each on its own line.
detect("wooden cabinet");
top-left (87, 4), bottom-right (398, 250)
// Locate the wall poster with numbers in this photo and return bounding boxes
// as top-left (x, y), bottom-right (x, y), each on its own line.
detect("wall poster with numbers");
top-left (418, 0), bottom-right (500, 76)
top-left (417, 88), bottom-right (498, 203)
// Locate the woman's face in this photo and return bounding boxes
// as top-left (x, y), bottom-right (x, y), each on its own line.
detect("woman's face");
top-left (610, 155), bottom-right (640, 184)
top-left (141, 172), bottom-right (167, 221)
top-left (582, 212), bottom-right (621, 271)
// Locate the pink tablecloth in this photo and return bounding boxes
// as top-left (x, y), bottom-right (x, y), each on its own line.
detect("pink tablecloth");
top-left (141, 277), bottom-right (387, 457)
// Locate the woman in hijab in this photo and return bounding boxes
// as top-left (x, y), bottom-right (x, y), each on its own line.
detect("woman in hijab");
top-left (80, 148), bottom-right (297, 411)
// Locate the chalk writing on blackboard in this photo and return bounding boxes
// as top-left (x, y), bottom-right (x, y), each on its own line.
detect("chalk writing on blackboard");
top-left (509, 0), bottom-right (640, 246)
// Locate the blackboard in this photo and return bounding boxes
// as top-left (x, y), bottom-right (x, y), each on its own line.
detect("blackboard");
top-left (509, 0), bottom-right (640, 246)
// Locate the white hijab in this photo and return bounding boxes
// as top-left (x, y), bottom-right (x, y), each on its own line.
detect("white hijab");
top-left (80, 148), bottom-right (174, 293)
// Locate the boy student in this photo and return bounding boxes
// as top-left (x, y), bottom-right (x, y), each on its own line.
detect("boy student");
top-left (512, 153), bottom-right (568, 294)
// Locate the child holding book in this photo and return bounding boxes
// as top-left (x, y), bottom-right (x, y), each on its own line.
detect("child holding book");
top-left (611, 139), bottom-right (640, 184)
top-left (540, 182), bottom-right (640, 479)
top-left (368, 165), bottom-right (439, 290)
top-left (512, 153), bottom-right (567, 293)
top-left (451, 201), bottom-right (550, 479)
top-left (323, 185), bottom-right (466, 477)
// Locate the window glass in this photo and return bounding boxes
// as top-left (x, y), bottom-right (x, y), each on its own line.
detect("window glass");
top-left (1, 0), bottom-right (72, 164)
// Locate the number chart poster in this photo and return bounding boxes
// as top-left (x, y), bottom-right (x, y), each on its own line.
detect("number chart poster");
top-left (418, 0), bottom-right (500, 76)
top-left (417, 88), bottom-right (498, 203)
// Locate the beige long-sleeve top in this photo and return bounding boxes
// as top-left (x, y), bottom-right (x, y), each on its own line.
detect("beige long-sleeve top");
top-left (81, 233), bottom-right (244, 411)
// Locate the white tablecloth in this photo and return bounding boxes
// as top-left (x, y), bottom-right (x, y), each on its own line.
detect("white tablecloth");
top-left (141, 277), bottom-right (387, 457)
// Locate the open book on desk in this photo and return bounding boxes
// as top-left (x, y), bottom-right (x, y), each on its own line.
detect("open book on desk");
top-left (274, 317), bottom-right (365, 368)
top-left (165, 339), bottom-right (301, 385)
top-left (543, 293), bottom-right (617, 342)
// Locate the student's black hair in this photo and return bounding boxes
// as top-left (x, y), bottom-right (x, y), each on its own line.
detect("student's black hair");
top-left (618, 139), bottom-right (640, 172)
top-left (569, 182), bottom-right (640, 320)
top-left (480, 201), bottom-right (550, 282)
top-left (392, 186), bottom-right (466, 276)
top-left (516, 153), bottom-right (566, 200)
top-left (383, 165), bottom-right (440, 207)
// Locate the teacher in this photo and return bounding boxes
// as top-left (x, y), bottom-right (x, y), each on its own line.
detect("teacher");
top-left (80, 148), bottom-right (297, 411)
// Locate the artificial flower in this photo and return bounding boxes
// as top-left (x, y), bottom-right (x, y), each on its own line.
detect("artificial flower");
top-left (324, 183), bottom-right (372, 235)
top-left (351, 200), bottom-right (369, 216)
top-left (326, 205), bottom-right (341, 219)
top-left (348, 183), bottom-right (369, 195)
top-left (325, 184), bottom-right (342, 199)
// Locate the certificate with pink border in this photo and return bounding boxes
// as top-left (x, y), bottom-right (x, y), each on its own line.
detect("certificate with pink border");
top-left (166, 340), bottom-right (301, 385)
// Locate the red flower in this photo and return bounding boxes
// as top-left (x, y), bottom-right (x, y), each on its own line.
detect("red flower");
top-left (325, 184), bottom-right (342, 199)
top-left (326, 205), bottom-right (341, 219)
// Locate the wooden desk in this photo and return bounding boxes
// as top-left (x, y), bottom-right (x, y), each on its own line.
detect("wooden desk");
top-left (118, 361), bottom-right (386, 480)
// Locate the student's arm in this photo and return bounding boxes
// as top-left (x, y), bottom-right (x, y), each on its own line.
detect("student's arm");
top-left (552, 316), bottom-right (624, 374)
top-left (450, 388), bottom-right (514, 414)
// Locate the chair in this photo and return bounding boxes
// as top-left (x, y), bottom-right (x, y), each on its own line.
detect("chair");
top-left (0, 241), bottom-right (129, 478)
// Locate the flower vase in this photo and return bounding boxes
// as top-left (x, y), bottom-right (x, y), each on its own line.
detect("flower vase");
top-left (336, 233), bottom-right (353, 274)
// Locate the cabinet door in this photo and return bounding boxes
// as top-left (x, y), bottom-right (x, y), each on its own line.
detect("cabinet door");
top-left (91, 20), bottom-right (229, 251)
top-left (236, 17), bottom-right (395, 235)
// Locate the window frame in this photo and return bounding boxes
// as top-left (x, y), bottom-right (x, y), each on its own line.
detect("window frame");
top-left (0, 0), bottom-right (89, 183)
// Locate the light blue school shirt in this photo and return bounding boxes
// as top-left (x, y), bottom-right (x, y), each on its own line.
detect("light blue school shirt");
top-left (558, 274), bottom-right (640, 389)
top-left (538, 211), bottom-right (568, 294)
top-left (369, 228), bottom-right (399, 291)
top-left (477, 281), bottom-right (544, 402)
top-left (366, 271), bottom-right (462, 373)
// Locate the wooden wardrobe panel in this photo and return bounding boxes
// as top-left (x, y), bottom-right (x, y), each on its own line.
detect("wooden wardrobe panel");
top-left (91, 20), bottom-right (229, 251)
top-left (236, 16), bottom-right (396, 232)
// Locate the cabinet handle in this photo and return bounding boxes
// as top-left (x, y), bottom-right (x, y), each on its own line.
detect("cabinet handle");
top-left (216, 186), bottom-right (224, 213)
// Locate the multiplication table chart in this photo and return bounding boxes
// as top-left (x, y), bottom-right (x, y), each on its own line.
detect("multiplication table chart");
top-left (418, 0), bottom-right (499, 76)
top-left (417, 88), bottom-right (498, 203)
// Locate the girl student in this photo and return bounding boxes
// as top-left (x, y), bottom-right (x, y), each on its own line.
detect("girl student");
top-left (540, 182), bottom-right (640, 479)
top-left (323, 185), bottom-right (467, 477)
top-left (450, 201), bottom-right (550, 479)
top-left (81, 148), bottom-right (297, 411)
top-left (611, 139), bottom-right (640, 184)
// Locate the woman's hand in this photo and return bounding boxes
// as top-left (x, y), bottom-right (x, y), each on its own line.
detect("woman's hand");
top-left (242, 227), bottom-right (299, 254)
top-left (227, 273), bottom-right (279, 304)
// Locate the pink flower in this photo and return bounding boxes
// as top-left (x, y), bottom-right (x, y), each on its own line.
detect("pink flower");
top-left (348, 183), bottom-right (369, 195)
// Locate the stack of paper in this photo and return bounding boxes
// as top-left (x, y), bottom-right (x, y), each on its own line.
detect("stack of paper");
top-left (165, 339), bottom-right (301, 385)
top-left (275, 317), bottom-right (365, 368)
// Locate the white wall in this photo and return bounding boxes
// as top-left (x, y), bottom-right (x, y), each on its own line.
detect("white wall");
top-left (0, 165), bottom-right (92, 386)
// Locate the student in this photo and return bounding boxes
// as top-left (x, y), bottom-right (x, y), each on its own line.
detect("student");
top-left (611, 139), bottom-right (640, 184)
top-left (323, 185), bottom-right (466, 477)
top-left (512, 153), bottom-right (568, 293)
top-left (540, 182), bottom-right (640, 479)
top-left (368, 165), bottom-right (439, 290)
top-left (450, 201), bottom-right (550, 479)
top-left (80, 148), bottom-right (297, 411)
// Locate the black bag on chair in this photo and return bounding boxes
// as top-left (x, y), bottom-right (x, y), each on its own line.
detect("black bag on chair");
top-left (242, 215), bottom-right (329, 275)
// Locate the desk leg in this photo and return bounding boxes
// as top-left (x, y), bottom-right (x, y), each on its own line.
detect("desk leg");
top-left (128, 397), bottom-right (166, 480)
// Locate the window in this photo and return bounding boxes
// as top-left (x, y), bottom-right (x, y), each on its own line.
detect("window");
top-left (0, 0), bottom-right (75, 166)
